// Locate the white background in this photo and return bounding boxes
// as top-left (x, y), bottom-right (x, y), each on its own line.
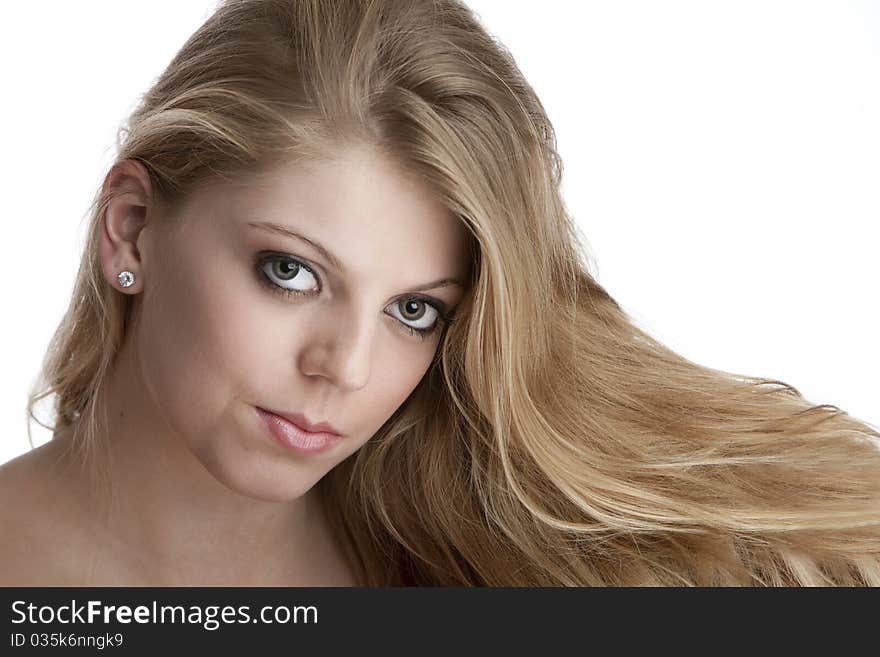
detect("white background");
top-left (1, 1), bottom-right (877, 465)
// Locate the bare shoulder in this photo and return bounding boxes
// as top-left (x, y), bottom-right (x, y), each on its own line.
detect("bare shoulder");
top-left (0, 443), bottom-right (86, 585)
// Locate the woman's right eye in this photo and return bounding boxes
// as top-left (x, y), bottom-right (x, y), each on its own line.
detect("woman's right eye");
top-left (258, 254), bottom-right (321, 297)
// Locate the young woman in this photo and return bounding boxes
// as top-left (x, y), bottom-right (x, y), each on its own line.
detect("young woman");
top-left (2, 0), bottom-right (878, 586)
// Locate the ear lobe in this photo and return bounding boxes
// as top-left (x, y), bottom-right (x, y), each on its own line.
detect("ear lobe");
top-left (98, 160), bottom-right (154, 294)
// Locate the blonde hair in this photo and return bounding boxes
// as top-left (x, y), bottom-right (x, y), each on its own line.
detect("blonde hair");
top-left (27, 0), bottom-right (880, 586)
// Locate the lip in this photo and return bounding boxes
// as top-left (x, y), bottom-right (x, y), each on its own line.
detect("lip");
top-left (255, 407), bottom-right (343, 456)
top-left (259, 407), bottom-right (342, 436)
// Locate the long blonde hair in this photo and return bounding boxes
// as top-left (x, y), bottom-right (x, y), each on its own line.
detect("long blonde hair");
top-left (27, 0), bottom-right (880, 586)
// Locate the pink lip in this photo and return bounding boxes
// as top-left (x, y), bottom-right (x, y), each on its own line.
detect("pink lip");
top-left (255, 407), bottom-right (342, 455)
top-left (260, 407), bottom-right (342, 436)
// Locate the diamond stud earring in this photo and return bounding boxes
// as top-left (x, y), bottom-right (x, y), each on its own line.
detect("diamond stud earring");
top-left (117, 271), bottom-right (135, 288)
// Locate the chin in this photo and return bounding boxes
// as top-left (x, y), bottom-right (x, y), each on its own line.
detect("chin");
top-left (212, 460), bottom-right (320, 503)
top-left (194, 440), bottom-right (325, 503)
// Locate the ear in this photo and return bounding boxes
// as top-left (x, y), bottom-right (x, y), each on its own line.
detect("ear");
top-left (98, 159), bottom-right (154, 295)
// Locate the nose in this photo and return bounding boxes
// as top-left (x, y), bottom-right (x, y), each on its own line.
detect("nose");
top-left (298, 304), bottom-right (374, 391)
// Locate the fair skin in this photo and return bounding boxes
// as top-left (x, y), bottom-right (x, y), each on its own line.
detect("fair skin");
top-left (0, 143), bottom-right (471, 585)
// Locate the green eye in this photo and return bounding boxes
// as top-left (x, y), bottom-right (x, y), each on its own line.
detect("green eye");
top-left (254, 252), bottom-right (451, 341)
top-left (260, 255), bottom-right (319, 294)
top-left (392, 297), bottom-right (435, 325)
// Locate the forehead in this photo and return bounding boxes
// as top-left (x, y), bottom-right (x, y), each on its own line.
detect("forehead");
top-left (178, 145), bottom-right (473, 277)
top-left (240, 145), bottom-right (451, 224)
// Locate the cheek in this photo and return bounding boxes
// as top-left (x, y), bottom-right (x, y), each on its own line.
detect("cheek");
top-left (332, 363), bottom-right (431, 461)
top-left (135, 250), bottom-right (266, 441)
top-left (350, 346), bottom-right (434, 438)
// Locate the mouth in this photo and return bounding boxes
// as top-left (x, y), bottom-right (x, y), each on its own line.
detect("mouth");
top-left (255, 406), bottom-right (343, 455)
top-left (258, 407), bottom-right (343, 436)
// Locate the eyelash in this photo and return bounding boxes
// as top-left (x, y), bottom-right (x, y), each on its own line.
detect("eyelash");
top-left (253, 252), bottom-right (455, 341)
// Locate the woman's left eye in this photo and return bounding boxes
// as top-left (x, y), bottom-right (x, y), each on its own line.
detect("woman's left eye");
top-left (387, 298), bottom-right (442, 338)
top-left (255, 253), bottom-right (449, 340)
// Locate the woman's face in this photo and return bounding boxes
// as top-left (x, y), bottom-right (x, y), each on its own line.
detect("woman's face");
top-left (117, 144), bottom-right (471, 502)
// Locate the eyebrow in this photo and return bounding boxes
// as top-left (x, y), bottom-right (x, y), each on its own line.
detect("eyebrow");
top-left (246, 220), bottom-right (463, 293)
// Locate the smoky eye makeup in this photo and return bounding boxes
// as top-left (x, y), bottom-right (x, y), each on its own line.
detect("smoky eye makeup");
top-left (252, 251), bottom-right (456, 340)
